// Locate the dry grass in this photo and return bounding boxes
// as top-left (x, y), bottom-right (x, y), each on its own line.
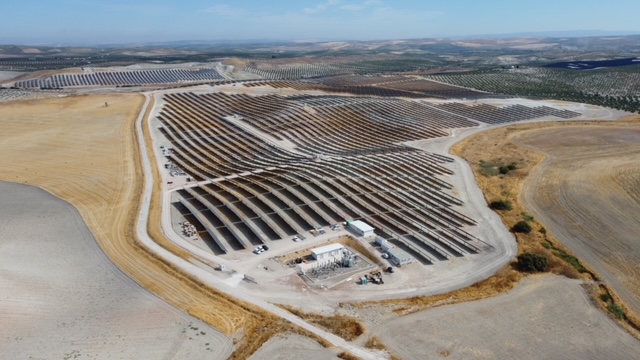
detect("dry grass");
top-left (365, 336), bottom-right (402, 360)
top-left (357, 266), bottom-right (522, 315)
top-left (337, 352), bottom-right (363, 360)
top-left (279, 305), bottom-right (366, 341)
top-left (451, 120), bottom-right (640, 340)
top-left (0, 93), bottom-right (329, 360)
top-left (450, 123), bottom-right (589, 278)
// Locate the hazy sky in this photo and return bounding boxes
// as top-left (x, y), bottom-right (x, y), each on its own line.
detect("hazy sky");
top-left (3, 0), bottom-right (640, 44)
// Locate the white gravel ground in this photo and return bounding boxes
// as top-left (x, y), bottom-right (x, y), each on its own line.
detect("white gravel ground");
top-left (0, 181), bottom-right (233, 360)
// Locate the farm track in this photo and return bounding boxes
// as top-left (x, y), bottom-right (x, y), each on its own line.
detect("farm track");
top-left (515, 125), bottom-right (640, 317)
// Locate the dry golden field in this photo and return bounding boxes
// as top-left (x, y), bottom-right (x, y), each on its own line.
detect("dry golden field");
top-left (514, 124), bottom-right (640, 317)
top-left (0, 94), bottom-right (311, 359)
top-left (450, 117), bottom-right (640, 334)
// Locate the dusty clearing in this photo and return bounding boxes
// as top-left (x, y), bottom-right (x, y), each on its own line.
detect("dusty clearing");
top-left (515, 125), bottom-right (640, 316)
top-left (372, 275), bottom-right (640, 359)
top-left (0, 182), bottom-right (232, 359)
top-left (249, 332), bottom-right (340, 360)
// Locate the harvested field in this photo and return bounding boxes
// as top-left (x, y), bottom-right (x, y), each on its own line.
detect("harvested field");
top-left (514, 125), bottom-right (640, 317)
top-left (0, 94), bottom-right (299, 359)
top-left (451, 117), bottom-right (640, 334)
top-left (0, 182), bottom-right (232, 360)
top-left (371, 275), bottom-right (640, 359)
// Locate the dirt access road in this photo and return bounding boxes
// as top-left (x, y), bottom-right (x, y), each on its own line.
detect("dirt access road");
top-left (516, 125), bottom-right (640, 317)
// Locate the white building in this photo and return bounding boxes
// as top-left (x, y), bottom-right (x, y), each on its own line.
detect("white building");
top-left (349, 220), bottom-right (375, 238)
top-left (311, 243), bottom-right (345, 261)
top-left (375, 236), bottom-right (394, 251)
top-left (387, 248), bottom-right (413, 266)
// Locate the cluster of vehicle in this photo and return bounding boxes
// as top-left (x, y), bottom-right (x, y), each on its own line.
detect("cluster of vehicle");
top-left (292, 235), bottom-right (307, 242)
top-left (253, 245), bottom-right (269, 254)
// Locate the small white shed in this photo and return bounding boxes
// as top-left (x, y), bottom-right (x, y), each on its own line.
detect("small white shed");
top-left (387, 248), bottom-right (413, 266)
top-left (349, 220), bottom-right (375, 238)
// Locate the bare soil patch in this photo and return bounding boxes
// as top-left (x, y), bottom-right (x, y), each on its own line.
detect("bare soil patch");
top-left (372, 275), bottom-right (640, 360)
top-left (0, 182), bottom-right (232, 360)
top-left (250, 332), bottom-right (340, 360)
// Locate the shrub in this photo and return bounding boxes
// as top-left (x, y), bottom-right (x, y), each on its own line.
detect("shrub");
top-left (600, 293), bottom-right (611, 302)
top-left (479, 160), bottom-right (499, 176)
top-left (499, 166), bottom-right (510, 174)
top-left (608, 303), bottom-right (626, 320)
top-left (512, 220), bottom-right (532, 233)
top-left (553, 250), bottom-right (587, 273)
top-left (490, 200), bottom-right (512, 211)
top-left (507, 163), bottom-right (517, 171)
top-left (517, 252), bottom-right (548, 272)
top-left (521, 212), bottom-right (535, 222)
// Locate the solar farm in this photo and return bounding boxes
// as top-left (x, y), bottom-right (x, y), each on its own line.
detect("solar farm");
top-left (150, 81), bottom-right (583, 269)
top-left (14, 68), bottom-right (225, 88)
top-left (243, 76), bottom-right (496, 99)
top-left (5, 37), bottom-right (640, 359)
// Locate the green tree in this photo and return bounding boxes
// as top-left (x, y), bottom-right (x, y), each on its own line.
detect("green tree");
top-left (489, 200), bottom-right (513, 211)
top-left (517, 253), bottom-right (548, 272)
top-left (513, 220), bottom-right (532, 233)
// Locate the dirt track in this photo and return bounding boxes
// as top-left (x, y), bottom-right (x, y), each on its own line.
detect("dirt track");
top-left (515, 125), bottom-right (640, 317)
